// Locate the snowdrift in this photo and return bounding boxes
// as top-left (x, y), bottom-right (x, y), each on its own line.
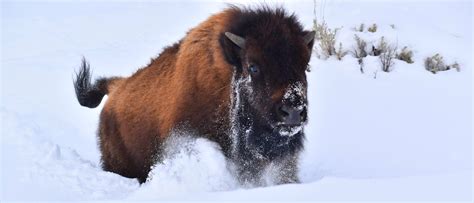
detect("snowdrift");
top-left (1, 0), bottom-right (471, 201)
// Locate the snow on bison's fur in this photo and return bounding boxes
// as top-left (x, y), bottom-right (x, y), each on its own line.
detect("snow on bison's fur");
top-left (73, 6), bottom-right (315, 185)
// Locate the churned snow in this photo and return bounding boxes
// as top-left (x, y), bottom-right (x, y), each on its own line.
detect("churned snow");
top-left (1, 0), bottom-right (472, 201)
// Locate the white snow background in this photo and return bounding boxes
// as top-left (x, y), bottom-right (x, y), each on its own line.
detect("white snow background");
top-left (1, 0), bottom-right (472, 201)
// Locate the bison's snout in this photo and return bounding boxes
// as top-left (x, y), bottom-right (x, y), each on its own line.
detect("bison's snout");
top-left (277, 104), bottom-right (307, 126)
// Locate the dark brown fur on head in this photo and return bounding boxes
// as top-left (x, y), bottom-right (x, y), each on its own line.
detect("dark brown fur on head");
top-left (220, 6), bottom-right (314, 166)
top-left (221, 6), bottom-right (313, 114)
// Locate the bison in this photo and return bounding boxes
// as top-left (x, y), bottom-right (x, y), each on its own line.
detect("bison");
top-left (74, 6), bottom-right (315, 185)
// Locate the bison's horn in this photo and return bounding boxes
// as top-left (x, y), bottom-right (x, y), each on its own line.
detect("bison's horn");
top-left (225, 32), bottom-right (246, 48)
top-left (303, 31), bottom-right (316, 45)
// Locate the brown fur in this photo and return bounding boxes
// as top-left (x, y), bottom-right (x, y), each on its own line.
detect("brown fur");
top-left (98, 10), bottom-right (236, 182)
top-left (74, 6), bottom-right (314, 184)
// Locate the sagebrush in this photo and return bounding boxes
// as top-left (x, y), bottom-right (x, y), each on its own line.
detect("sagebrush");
top-left (336, 42), bottom-right (348, 60)
top-left (424, 54), bottom-right (460, 73)
top-left (368, 24), bottom-right (377, 32)
top-left (371, 36), bottom-right (389, 56)
top-left (313, 19), bottom-right (338, 59)
top-left (380, 46), bottom-right (396, 72)
top-left (397, 47), bottom-right (414, 64)
top-left (353, 34), bottom-right (368, 58)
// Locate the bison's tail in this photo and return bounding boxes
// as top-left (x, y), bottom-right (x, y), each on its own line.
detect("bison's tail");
top-left (73, 58), bottom-right (124, 108)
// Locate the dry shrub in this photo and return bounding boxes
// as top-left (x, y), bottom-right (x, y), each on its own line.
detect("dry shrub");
top-left (380, 45), bottom-right (396, 72)
top-left (397, 46), bottom-right (414, 64)
top-left (368, 24), bottom-right (377, 32)
top-left (424, 54), bottom-right (446, 73)
top-left (449, 62), bottom-right (461, 72)
top-left (313, 19), bottom-right (338, 59)
top-left (335, 42), bottom-right (348, 60)
top-left (353, 34), bottom-right (368, 58)
top-left (425, 54), bottom-right (461, 73)
top-left (355, 23), bottom-right (365, 32)
top-left (371, 36), bottom-right (389, 56)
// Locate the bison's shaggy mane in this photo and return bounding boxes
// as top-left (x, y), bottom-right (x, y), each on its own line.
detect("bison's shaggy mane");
top-left (219, 6), bottom-right (311, 75)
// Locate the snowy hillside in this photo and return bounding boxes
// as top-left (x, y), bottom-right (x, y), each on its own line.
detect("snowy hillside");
top-left (1, 0), bottom-right (472, 201)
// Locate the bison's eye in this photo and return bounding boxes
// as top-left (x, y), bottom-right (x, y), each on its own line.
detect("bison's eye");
top-left (248, 64), bottom-right (260, 75)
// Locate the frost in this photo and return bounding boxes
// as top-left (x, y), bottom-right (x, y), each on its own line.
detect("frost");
top-left (283, 82), bottom-right (305, 103)
top-left (279, 125), bottom-right (303, 137)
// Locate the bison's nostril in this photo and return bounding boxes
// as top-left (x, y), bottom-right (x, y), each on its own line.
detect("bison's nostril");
top-left (278, 105), bottom-right (304, 125)
top-left (300, 107), bottom-right (307, 120)
top-left (300, 107), bottom-right (306, 116)
top-left (279, 106), bottom-right (290, 117)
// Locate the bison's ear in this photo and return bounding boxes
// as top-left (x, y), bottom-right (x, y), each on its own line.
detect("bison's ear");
top-left (219, 32), bottom-right (244, 68)
top-left (303, 30), bottom-right (316, 50)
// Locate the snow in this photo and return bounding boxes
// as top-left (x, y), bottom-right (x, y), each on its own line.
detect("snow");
top-left (1, 0), bottom-right (472, 201)
top-left (128, 134), bottom-right (238, 200)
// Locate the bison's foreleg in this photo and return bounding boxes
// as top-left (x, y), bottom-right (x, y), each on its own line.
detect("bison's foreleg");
top-left (275, 153), bottom-right (300, 184)
top-left (236, 160), bottom-right (266, 186)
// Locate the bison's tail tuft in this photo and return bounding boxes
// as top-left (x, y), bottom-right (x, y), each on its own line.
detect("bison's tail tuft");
top-left (73, 58), bottom-right (123, 108)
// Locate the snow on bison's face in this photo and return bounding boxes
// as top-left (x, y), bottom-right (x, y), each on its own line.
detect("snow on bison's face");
top-left (221, 14), bottom-right (315, 160)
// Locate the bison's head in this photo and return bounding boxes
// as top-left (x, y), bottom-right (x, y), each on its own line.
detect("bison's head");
top-left (220, 7), bottom-right (315, 160)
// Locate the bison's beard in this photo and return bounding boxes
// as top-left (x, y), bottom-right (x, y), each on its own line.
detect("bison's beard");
top-left (232, 102), bottom-right (305, 161)
top-left (244, 122), bottom-right (305, 161)
top-left (230, 78), bottom-right (305, 161)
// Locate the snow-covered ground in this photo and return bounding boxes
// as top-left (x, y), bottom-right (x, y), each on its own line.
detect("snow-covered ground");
top-left (1, 0), bottom-right (472, 201)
